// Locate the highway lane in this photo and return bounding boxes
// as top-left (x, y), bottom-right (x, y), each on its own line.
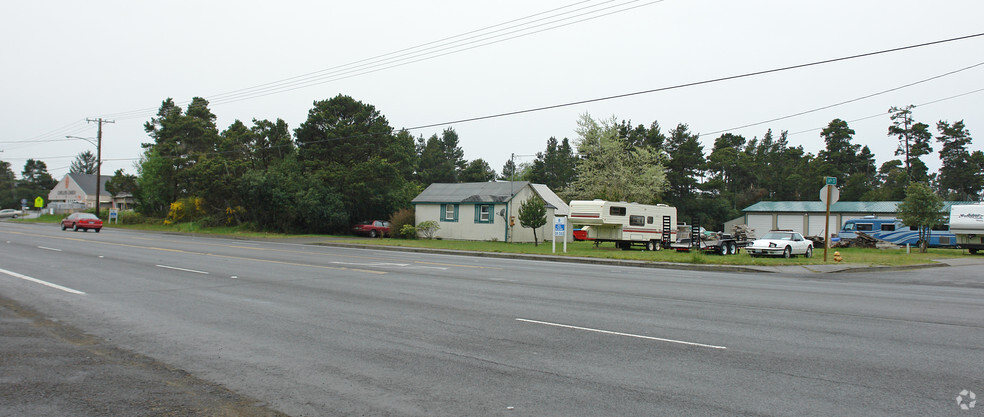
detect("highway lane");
top-left (1, 221), bottom-right (982, 416)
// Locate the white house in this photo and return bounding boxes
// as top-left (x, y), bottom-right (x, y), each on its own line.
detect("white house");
top-left (411, 181), bottom-right (571, 243)
top-left (47, 173), bottom-right (134, 212)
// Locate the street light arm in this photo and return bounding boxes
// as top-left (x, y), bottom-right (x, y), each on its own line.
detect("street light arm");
top-left (65, 135), bottom-right (98, 147)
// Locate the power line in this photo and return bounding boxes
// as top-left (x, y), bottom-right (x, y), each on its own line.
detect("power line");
top-left (97, 0), bottom-right (663, 121)
top-left (698, 60), bottom-right (984, 138)
top-left (404, 32), bottom-right (984, 131)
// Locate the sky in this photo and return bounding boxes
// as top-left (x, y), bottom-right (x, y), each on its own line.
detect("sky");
top-left (2, 1), bottom-right (983, 187)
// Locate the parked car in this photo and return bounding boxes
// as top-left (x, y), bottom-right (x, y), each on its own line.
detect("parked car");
top-left (352, 220), bottom-right (390, 238)
top-left (61, 213), bottom-right (103, 232)
top-left (0, 209), bottom-right (23, 219)
top-left (745, 230), bottom-right (813, 258)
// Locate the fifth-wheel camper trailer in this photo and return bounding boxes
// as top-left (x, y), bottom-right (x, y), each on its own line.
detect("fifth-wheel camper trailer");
top-left (569, 200), bottom-right (677, 250)
top-left (949, 203), bottom-right (984, 254)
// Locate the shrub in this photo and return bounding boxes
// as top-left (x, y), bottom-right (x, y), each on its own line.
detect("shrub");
top-left (399, 224), bottom-right (417, 239)
top-left (417, 220), bottom-right (440, 239)
top-left (389, 208), bottom-right (415, 239)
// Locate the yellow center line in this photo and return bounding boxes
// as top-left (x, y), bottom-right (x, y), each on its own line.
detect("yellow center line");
top-left (0, 230), bottom-right (385, 275)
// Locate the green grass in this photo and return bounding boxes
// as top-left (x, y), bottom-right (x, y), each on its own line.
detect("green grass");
top-left (12, 215), bottom-right (965, 266)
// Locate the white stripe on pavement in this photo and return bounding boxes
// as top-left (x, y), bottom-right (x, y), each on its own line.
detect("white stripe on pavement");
top-left (516, 318), bottom-right (727, 350)
top-left (0, 267), bottom-right (86, 295)
top-left (155, 265), bottom-right (209, 275)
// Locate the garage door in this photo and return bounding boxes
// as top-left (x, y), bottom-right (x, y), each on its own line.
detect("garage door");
top-left (777, 214), bottom-right (805, 234)
top-left (807, 214), bottom-right (838, 237)
top-left (745, 214), bottom-right (773, 238)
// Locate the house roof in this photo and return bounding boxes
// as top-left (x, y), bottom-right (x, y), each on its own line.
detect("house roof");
top-left (67, 173), bottom-right (110, 195)
top-left (411, 181), bottom-right (569, 214)
top-left (743, 200), bottom-right (979, 213)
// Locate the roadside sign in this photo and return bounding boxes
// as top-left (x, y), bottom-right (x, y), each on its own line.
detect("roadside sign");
top-left (20, 199), bottom-right (26, 206)
top-left (825, 177), bottom-right (837, 186)
top-left (819, 186), bottom-right (840, 205)
top-left (554, 217), bottom-right (565, 237)
top-left (34, 197), bottom-right (43, 208)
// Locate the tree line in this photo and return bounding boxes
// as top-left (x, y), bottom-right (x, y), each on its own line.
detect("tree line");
top-left (3, 94), bottom-right (979, 232)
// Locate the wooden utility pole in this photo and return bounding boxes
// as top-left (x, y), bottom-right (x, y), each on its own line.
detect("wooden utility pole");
top-left (86, 118), bottom-right (114, 218)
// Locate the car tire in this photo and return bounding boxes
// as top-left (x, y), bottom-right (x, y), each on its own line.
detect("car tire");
top-left (805, 246), bottom-right (813, 258)
top-left (782, 246), bottom-right (792, 258)
top-left (73, 224), bottom-right (79, 232)
top-left (95, 228), bottom-right (100, 233)
top-left (369, 230), bottom-right (378, 238)
top-left (11, 214), bottom-right (16, 219)
top-left (62, 224), bottom-right (67, 231)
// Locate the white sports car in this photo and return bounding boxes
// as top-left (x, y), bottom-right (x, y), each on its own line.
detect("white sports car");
top-left (746, 230), bottom-right (813, 258)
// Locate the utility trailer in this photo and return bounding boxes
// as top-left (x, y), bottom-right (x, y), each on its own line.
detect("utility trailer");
top-left (671, 224), bottom-right (755, 255)
top-left (569, 200), bottom-right (677, 251)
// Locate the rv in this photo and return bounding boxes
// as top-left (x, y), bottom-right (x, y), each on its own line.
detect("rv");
top-left (569, 200), bottom-right (677, 250)
top-left (949, 203), bottom-right (984, 254)
top-left (838, 217), bottom-right (956, 247)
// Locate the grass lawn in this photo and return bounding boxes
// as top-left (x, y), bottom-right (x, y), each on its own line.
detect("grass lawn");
top-left (13, 215), bottom-right (967, 266)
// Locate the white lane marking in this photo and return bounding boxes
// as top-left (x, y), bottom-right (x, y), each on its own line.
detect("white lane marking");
top-left (38, 246), bottom-right (62, 252)
top-left (329, 261), bottom-right (448, 270)
top-left (516, 318), bottom-right (727, 350)
top-left (155, 265), bottom-right (209, 275)
top-left (0, 267), bottom-right (86, 295)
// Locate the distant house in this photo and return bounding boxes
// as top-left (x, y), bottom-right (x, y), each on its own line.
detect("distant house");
top-left (47, 173), bottom-right (134, 212)
top-left (411, 181), bottom-right (571, 243)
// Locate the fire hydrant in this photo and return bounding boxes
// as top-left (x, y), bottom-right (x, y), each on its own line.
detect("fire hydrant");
top-left (833, 251), bottom-right (842, 263)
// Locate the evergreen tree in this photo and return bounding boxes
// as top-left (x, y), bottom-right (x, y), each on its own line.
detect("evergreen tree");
top-left (936, 120), bottom-right (980, 199)
top-left (69, 150), bottom-right (98, 174)
top-left (517, 194), bottom-right (547, 246)
top-left (529, 137), bottom-right (577, 191)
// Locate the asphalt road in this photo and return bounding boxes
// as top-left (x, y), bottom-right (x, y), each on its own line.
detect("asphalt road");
top-left (1, 221), bottom-right (982, 416)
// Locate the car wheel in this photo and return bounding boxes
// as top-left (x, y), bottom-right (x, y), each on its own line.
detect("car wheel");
top-left (95, 228), bottom-right (100, 233)
top-left (73, 224), bottom-right (79, 232)
top-left (62, 224), bottom-right (67, 231)
top-left (782, 246), bottom-right (792, 258)
top-left (11, 214), bottom-right (16, 219)
top-left (805, 246), bottom-right (813, 258)
top-left (369, 230), bottom-right (378, 238)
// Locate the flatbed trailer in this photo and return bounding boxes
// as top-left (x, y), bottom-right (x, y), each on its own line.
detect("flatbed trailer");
top-left (670, 224), bottom-right (754, 255)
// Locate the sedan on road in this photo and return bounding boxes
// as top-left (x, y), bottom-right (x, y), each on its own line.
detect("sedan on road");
top-left (0, 208), bottom-right (23, 218)
top-left (62, 212), bottom-right (103, 232)
top-left (746, 230), bottom-right (813, 258)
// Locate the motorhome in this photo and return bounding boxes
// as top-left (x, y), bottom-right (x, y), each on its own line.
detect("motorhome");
top-left (949, 203), bottom-right (984, 254)
top-left (569, 200), bottom-right (676, 250)
top-left (838, 216), bottom-right (956, 247)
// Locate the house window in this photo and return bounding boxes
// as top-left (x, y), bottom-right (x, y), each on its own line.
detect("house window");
top-left (474, 204), bottom-right (494, 224)
top-left (440, 204), bottom-right (459, 222)
top-left (610, 206), bottom-right (626, 216)
top-left (629, 215), bottom-right (645, 226)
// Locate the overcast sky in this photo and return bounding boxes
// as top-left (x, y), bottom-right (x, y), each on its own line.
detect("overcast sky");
top-left (3, 1), bottom-right (983, 185)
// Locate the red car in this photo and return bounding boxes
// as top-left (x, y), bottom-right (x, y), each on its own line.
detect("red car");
top-left (62, 213), bottom-right (103, 232)
top-left (352, 220), bottom-right (390, 238)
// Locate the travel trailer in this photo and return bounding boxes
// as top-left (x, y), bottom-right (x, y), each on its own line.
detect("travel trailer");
top-left (949, 203), bottom-right (984, 254)
top-left (569, 200), bottom-right (677, 250)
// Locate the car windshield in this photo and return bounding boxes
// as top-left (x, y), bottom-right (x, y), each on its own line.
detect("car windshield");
top-left (761, 232), bottom-right (793, 240)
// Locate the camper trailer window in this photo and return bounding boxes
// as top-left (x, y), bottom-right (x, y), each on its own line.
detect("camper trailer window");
top-left (629, 215), bottom-right (645, 226)
top-left (610, 206), bottom-right (626, 216)
top-left (647, 216), bottom-right (654, 224)
top-left (856, 223), bottom-right (873, 231)
top-left (881, 224), bottom-right (895, 231)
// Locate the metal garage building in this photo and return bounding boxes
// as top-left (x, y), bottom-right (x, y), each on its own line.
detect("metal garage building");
top-left (728, 201), bottom-right (976, 237)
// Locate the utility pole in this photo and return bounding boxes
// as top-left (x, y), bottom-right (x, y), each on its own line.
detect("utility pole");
top-left (86, 118), bottom-right (114, 218)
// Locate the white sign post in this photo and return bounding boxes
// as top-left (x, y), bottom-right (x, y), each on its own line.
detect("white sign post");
top-left (553, 217), bottom-right (567, 253)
